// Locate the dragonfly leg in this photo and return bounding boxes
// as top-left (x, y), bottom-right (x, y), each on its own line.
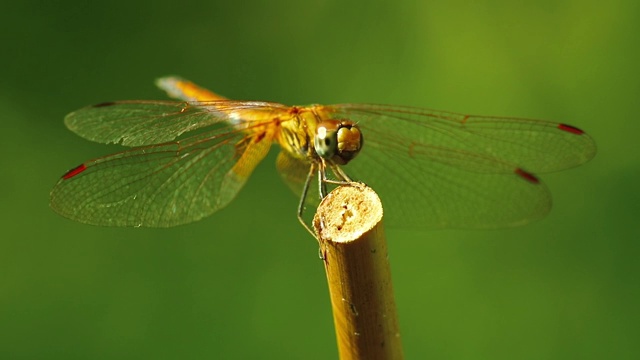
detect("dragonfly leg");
top-left (297, 161), bottom-right (356, 242)
top-left (323, 163), bottom-right (354, 187)
top-left (298, 162), bottom-right (319, 240)
top-left (331, 163), bottom-right (353, 182)
top-left (318, 161), bottom-right (329, 198)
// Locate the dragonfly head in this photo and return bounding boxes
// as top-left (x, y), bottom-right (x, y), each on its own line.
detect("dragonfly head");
top-left (314, 119), bottom-right (363, 165)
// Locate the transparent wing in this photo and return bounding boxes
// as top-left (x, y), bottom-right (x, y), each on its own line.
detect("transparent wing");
top-left (64, 100), bottom-right (288, 146)
top-left (50, 121), bottom-right (273, 227)
top-left (322, 104), bottom-right (596, 229)
top-left (275, 151), bottom-right (321, 223)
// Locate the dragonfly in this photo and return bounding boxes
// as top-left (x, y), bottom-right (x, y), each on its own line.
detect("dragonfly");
top-left (50, 76), bottom-right (596, 235)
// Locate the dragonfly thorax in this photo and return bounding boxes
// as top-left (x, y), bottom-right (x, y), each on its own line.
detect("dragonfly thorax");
top-left (313, 119), bottom-right (363, 165)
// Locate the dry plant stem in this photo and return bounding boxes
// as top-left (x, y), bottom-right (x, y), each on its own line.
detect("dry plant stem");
top-left (313, 183), bottom-right (403, 360)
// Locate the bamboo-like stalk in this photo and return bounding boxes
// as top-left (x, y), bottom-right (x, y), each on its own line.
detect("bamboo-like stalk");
top-left (313, 183), bottom-right (403, 360)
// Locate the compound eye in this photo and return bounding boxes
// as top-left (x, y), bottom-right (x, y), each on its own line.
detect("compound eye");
top-left (314, 120), bottom-right (363, 165)
top-left (314, 123), bottom-right (339, 160)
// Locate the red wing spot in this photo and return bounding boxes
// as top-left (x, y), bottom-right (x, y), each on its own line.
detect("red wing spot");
top-left (558, 123), bottom-right (584, 135)
top-left (92, 101), bottom-right (116, 108)
top-left (514, 168), bottom-right (540, 184)
top-left (62, 164), bottom-right (87, 179)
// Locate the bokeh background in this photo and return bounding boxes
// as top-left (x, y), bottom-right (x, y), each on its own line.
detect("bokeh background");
top-left (1, 0), bottom-right (637, 359)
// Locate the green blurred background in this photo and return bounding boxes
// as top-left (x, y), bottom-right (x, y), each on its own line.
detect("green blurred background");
top-left (1, 0), bottom-right (637, 358)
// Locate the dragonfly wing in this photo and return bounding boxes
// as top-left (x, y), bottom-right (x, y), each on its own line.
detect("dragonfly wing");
top-left (327, 104), bottom-right (596, 229)
top-left (64, 100), bottom-right (289, 147)
top-left (275, 151), bottom-right (309, 197)
top-left (344, 147), bottom-right (552, 228)
top-left (50, 125), bottom-right (273, 227)
top-left (333, 104), bottom-right (596, 173)
top-left (275, 150), bottom-right (321, 213)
